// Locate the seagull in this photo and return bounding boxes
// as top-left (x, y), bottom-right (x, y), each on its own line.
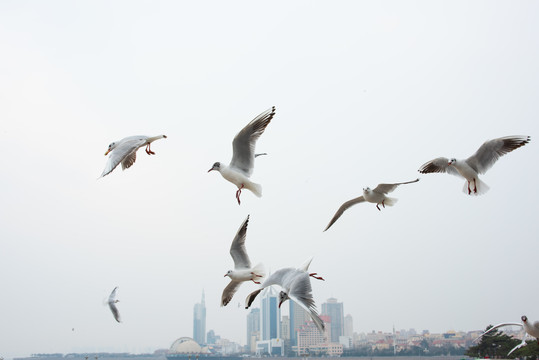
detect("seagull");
top-left (324, 179), bottom-right (419, 231)
top-left (208, 107), bottom-right (275, 205)
top-left (107, 286), bottom-right (121, 323)
top-left (244, 261), bottom-right (325, 333)
top-left (475, 315), bottom-right (539, 355)
top-left (221, 215), bottom-right (265, 307)
top-left (418, 135), bottom-right (530, 195)
top-left (100, 135), bottom-right (167, 177)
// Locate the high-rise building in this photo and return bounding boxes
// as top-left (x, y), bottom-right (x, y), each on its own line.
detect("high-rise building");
top-left (289, 300), bottom-right (310, 346)
top-left (344, 314), bottom-right (353, 337)
top-left (261, 287), bottom-right (280, 340)
top-left (246, 307), bottom-right (261, 350)
top-left (281, 315), bottom-right (290, 340)
top-left (321, 298), bottom-right (344, 343)
top-left (193, 291), bottom-right (206, 345)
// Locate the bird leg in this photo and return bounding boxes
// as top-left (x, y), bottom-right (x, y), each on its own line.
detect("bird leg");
top-left (467, 181), bottom-right (472, 195)
top-left (236, 184), bottom-right (244, 205)
top-left (251, 272), bottom-right (263, 278)
top-left (473, 178), bottom-right (477, 193)
top-left (309, 273), bottom-right (325, 281)
top-left (145, 144), bottom-right (155, 155)
top-left (376, 203), bottom-right (381, 211)
top-left (382, 200), bottom-right (385, 208)
top-left (251, 279), bottom-right (261, 284)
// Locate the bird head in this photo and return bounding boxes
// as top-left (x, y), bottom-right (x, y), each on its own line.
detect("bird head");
top-left (278, 291), bottom-right (289, 308)
top-left (522, 315), bottom-right (528, 322)
top-left (448, 158), bottom-right (457, 166)
top-left (208, 162), bottom-right (221, 172)
top-left (363, 187), bottom-right (371, 194)
top-left (105, 142), bottom-right (117, 155)
top-left (224, 270), bottom-right (233, 277)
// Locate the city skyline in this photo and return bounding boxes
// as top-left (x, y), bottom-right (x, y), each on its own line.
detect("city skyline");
top-left (1, 1), bottom-right (538, 358)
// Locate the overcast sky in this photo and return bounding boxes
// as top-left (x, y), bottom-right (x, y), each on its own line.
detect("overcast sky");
top-left (1, 1), bottom-right (538, 358)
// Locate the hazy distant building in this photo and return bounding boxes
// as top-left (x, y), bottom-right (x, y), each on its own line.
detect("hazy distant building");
top-left (247, 307), bottom-right (261, 351)
top-left (281, 315), bottom-right (290, 340)
top-left (296, 315), bottom-right (342, 356)
top-left (261, 287), bottom-right (280, 340)
top-left (289, 300), bottom-right (310, 346)
top-left (322, 298), bottom-right (344, 343)
top-left (344, 314), bottom-right (353, 337)
top-left (193, 291), bottom-right (206, 345)
top-left (207, 329), bottom-right (220, 345)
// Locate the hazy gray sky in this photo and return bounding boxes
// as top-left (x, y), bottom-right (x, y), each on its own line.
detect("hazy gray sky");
top-left (1, 1), bottom-right (538, 358)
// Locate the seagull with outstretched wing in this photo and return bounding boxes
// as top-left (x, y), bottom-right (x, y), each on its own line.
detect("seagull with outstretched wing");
top-left (221, 215), bottom-right (265, 307)
top-left (418, 135), bottom-right (530, 195)
top-left (324, 179), bottom-right (419, 231)
top-left (208, 107), bottom-right (275, 205)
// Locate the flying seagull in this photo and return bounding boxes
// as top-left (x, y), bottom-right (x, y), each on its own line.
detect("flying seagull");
top-left (100, 135), bottom-right (167, 177)
top-left (475, 315), bottom-right (539, 355)
top-left (324, 179), bottom-right (419, 231)
top-left (245, 261), bottom-right (325, 333)
top-left (108, 286), bottom-right (121, 323)
top-left (208, 107), bottom-right (275, 205)
top-left (418, 135), bottom-right (530, 195)
top-left (221, 215), bottom-right (265, 307)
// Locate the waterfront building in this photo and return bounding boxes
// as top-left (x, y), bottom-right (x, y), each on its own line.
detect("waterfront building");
top-left (321, 297), bottom-right (344, 343)
top-left (246, 308), bottom-right (260, 352)
top-left (260, 287), bottom-right (280, 340)
top-left (289, 300), bottom-right (310, 346)
top-left (193, 291), bottom-right (206, 345)
top-left (344, 314), bottom-right (353, 337)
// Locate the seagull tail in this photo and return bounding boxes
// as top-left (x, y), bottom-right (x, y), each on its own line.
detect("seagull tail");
top-left (249, 182), bottom-right (263, 197)
top-left (462, 178), bottom-right (489, 196)
top-left (383, 197), bottom-right (398, 207)
top-left (251, 262), bottom-right (266, 280)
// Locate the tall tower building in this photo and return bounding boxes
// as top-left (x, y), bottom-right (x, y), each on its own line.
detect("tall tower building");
top-left (246, 307), bottom-right (261, 350)
top-left (261, 287), bottom-right (280, 340)
top-left (193, 290), bottom-right (206, 345)
top-left (321, 298), bottom-right (344, 343)
top-left (344, 314), bottom-right (353, 337)
top-left (289, 300), bottom-right (310, 346)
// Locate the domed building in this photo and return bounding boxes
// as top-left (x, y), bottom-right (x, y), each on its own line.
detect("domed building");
top-left (169, 337), bottom-right (204, 354)
top-left (167, 337), bottom-right (243, 360)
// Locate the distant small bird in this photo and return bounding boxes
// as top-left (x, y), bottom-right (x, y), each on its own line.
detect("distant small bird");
top-left (221, 215), bottom-right (265, 307)
top-left (475, 315), bottom-right (539, 355)
top-left (100, 135), bottom-right (167, 177)
top-left (108, 286), bottom-right (121, 323)
top-left (418, 135), bottom-right (530, 195)
top-left (245, 266), bottom-right (325, 333)
top-left (208, 107), bottom-right (275, 205)
top-left (324, 179), bottom-right (419, 231)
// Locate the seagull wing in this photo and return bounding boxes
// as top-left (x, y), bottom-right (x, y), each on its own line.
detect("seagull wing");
top-left (230, 216), bottom-right (251, 269)
top-left (101, 138), bottom-right (146, 177)
top-left (121, 151), bottom-right (137, 170)
top-left (418, 157), bottom-right (461, 176)
top-left (221, 280), bottom-right (243, 307)
top-left (324, 196), bottom-right (365, 231)
top-left (109, 302), bottom-right (121, 323)
top-left (230, 107), bottom-right (275, 177)
top-left (475, 322), bottom-right (522, 341)
top-left (108, 287), bottom-right (121, 323)
top-left (466, 135), bottom-right (530, 174)
top-left (373, 178), bottom-right (420, 194)
top-left (288, 273), bottom-right (325, 333)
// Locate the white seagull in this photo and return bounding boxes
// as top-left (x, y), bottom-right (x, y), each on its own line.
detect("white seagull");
top-left (100, 135), bottom-right (167, 177)
top-left (107, 286), bottom-right (121, 323)
top-left (418, 135), bottom-right (530, 195)
top-left (324, 179), bottom-right (419, 231)
top-left (221, 215), bottom-right (265, 307)
top-left (208, 107), bottom-right (275, 205)
top-left (244, 262), bottom-right (325, 333)
top-left (475, 315), bottom-right (539, 355)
